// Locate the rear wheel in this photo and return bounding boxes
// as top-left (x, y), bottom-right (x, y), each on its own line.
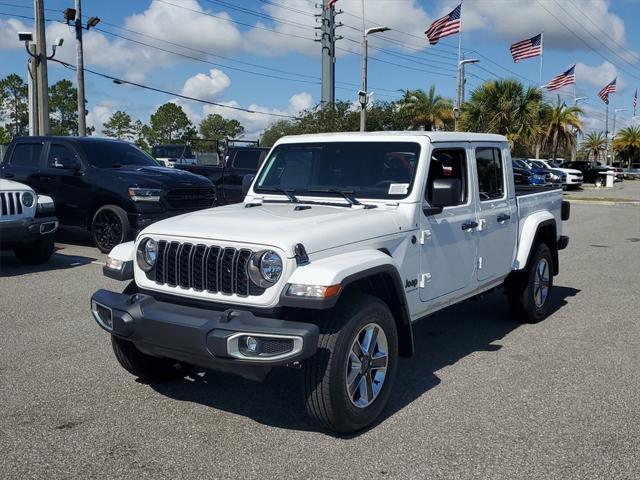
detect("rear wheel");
top-left (303, 294), bottom-right (398, 433)
top-left (13, 234), bottom-right (55, 264)
top-left (594, 176), bottom-right (605, 187)
top-left (111, 336), bottom-right (186, 381)
top-left (507, 243), bottom-right (554, 323)
top-left (91, 205), bottom-right (130, 253)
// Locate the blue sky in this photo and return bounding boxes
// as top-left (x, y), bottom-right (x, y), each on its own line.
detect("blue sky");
top-left (1, 0), bottom-right (639, 137)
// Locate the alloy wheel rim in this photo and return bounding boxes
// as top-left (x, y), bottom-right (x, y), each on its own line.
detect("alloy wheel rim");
top-left (533, 258), bottom-right (550, 308)
top-left (94, 210), bottom-right (123, 251)
top-left (345, 323), bottom-right (389, 409)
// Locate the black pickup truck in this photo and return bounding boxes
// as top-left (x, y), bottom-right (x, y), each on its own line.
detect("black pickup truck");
top-left (176, 147), bottom-right (269, 205)
top-left (1, 136), bottom-right (215, 253)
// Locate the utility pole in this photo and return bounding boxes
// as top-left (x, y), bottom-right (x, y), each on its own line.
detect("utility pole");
top-left (74, 0), bottom-right (87, 136)
top-left (317, 0), bottom-right (336, 108)
top-left (359, 25), bottom-right (389, 131)
top-left (34, 0), bottom-right (50, 135)
top-left (27, 43), bottom-right (38, 136)
top-left (612, 108), bottom-right (627, 165)
top-left (572, 96), bottom-right (588, 162)
top-left (455, 58), bottom-right (478, 131)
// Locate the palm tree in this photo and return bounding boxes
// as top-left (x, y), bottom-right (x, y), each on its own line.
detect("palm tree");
top-left (400, 85), bottom-right (453, 131)
top-left (613, 125), bottom-right (640, 167)
top-left (543, 98), bottom-right (583, 160)
top-left (581, 131), bottom-right (607, 162)
top-left (460, 79), bottom-right (543, 151)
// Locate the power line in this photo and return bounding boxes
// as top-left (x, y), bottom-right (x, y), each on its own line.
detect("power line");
top-left (50, 57), bottom-right (301, 119)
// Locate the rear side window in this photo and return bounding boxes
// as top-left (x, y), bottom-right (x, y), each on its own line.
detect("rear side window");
top-left (475, 147), bottom-right (504, 201)
top-left (10, 143), bottom-right (43, 167)
top-left (232, 150), bottom-right (261, 170)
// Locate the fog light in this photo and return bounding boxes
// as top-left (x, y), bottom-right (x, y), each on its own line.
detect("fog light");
top-left (286, 284), bottom-right (341, 298)
top-left (105, 256), bottom-right (124, 271)
top-left (245, 336), bottom-right (258, 353)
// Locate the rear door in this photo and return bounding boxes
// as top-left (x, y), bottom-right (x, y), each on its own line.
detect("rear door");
top-left (2, 141), bottom-right (45, 189)
top-left (420, 143), bottom-right (478, 302)
top-left (474, 144), bottom-right (518, 282)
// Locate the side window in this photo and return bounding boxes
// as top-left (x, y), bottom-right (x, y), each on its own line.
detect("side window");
top-left (425, 148), bottom-right (467, 206)
top-left (10, 143), bottom-right (43, 167)
top-left (475, 147), bottom-right (504, 201)
top-left (232, 150), bottom-right (261, 170)
top-left (47, 144), bottom-right (77, 167)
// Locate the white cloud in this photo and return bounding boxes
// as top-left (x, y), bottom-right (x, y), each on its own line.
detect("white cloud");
top-left (86, 102), bottom-right (117, 136)
top-left (181, 69), bottom-right (231, 101)
top-left (0, 18), bottom-right (29, 50)
top-left (576, 61), bottom-right (625, 91)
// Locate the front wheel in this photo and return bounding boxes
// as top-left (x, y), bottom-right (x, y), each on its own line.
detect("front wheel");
top-left (303, 294), bottom-right (398, 433)
top-left (91, 205), bottom-right (130, 253)
top-left (13, 234), bottom-right (55, 264)
top-left (507, 243), bottom-right (554, 323)
top-left (111, 336), bottom-right (186, 381)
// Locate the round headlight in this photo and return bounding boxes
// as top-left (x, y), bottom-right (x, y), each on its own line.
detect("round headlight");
top-left (248, 250), bottom-right (283, 288)
top-left (21, 192), bottom-right (35, 208)
top-left (136, 238), bottom-right (157, 272)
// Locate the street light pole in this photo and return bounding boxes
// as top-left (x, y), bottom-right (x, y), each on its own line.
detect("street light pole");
top-left (34, 0), bottom-right (50, 135)
top-left (360, 26), bottom-right (389, 132)
top-left (75, 0), bottom-right (87, 136)
top-left (612, 108), bottom-right (627, 165)
top-left (455, 58), bottom-right (478, 131)
top-left (572, 96), bottom-right (588, 162)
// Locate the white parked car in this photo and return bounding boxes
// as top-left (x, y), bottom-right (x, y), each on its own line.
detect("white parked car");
top-left (92, 132), bottom-right (570, 432)
top-left (0, 179), bottom-right (58, 264)
top-left (535, 159), bottom-right (583, 189)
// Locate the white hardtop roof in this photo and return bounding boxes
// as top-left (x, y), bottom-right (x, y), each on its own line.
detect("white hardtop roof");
top-left (278, 131), bottom-right (507, 143)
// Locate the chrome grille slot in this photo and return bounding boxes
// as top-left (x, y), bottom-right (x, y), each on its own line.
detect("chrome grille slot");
top-left (152, 240), bottom-right (265, 297)
top-left (0, 193), bottom-right (6, 216)
top-left (0, 191), bottom-right (26, 217)
top-left (15, 193), bottom-right (22, 214)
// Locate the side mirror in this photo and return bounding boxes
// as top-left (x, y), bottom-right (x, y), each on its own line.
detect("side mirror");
top-left (423, 178), bottom-right (461, 215)
top-left (52, 156), bottom-right (81, 170)
top-left (242, 174), bottom-right (255, 197)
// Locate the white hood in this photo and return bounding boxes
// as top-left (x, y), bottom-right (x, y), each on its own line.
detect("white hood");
top-left (0, 179), bottom-right (33, 191)
top-left (143, 202), bottom-right (406, 257)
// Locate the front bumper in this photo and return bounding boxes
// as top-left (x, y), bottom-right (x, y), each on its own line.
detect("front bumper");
top-left (91, 289), bottom-right (319, 377)
top-left (0, 216), bottom-right (58, 246)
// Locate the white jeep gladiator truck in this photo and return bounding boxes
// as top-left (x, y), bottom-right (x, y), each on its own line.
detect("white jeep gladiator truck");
top-left (92, 132), bottom-right (570, 432)
top-left (0, 179), bottom-right (58, 264)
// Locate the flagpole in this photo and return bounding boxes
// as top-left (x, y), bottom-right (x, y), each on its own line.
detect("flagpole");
top-left (455, 0), bottom-right (463, 131)
top-left (539, 32), bottom-right (544, 86)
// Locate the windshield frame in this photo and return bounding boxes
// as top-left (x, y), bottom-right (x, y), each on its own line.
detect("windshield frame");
top-left (253, 141), bottom-right (423, 201)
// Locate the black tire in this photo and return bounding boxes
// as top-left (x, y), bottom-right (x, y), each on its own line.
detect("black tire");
top-left (303, 294), bottom-right (398, 433)
top-left (507, 243), bottom-right (554, 323)
top-left (111, 336), bottom-right (186, 381)
top-left (91, 205), bottom-right (130, 253)
top-left (594, 176), bottom-right (605, 187)
top-left (13, 234), bottom-right (55, 264)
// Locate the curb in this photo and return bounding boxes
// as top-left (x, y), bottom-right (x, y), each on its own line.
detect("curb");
top-left (567, 199), bottom-right (640, 206)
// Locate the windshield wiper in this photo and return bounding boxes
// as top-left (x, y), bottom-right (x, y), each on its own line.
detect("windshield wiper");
top-left (260, 187), bottom-right (299, 203)
top-left (307, 188), bottom-right (362, 206)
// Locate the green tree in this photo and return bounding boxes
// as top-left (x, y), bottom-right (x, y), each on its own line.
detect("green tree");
top-left (133, 120), bottom-right (149, 151)
top-left (260, 119), bottom-right (298, 147)
top-left (102, 110), bottom-right (135, 140)
top-left (581, 131), bottom-right (607, 162)
top-left (460, 79), bottom-right (543, 153)
top-left (199, 113), bottom-right (244, 140)
top-left (543, 98), bottom-right (583, 160)
top-left (612, 125), bottom-right (640, 166)
top-left (48, 79), bottom-right (95, 136)
top-left (399, 85), bottom-right (453, 131)
top-left (0, 124), bottom-right (12, 144)
top-left (144, 103), bottom-right (195, 145)
top-left (0, 74), bottom-right (29, 137)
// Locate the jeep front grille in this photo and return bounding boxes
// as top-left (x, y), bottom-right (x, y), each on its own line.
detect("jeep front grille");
top-left (0, 192), bottom-right (23, 217)
top-left (154, 240), bottom-right (264, 297)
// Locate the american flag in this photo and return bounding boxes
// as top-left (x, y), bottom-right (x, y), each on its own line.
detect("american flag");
top-left (327, 0), bottom-right (338, 9)
top-left (634, 89), bottom-right (637, 116)
top-left (545, 65), bottom-right (575, 91)
top-left (425, 4), bottom-right (461, 45)
top-left (510, 34), bottom-right (542, 62)
top-left (598, 78), bottom-right (617, 104)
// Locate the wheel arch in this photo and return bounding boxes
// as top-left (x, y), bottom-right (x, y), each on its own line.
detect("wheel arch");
top-left (515, 217), bottom-right (559, 276)
top-left (87, 195), bottom-right (129, 230)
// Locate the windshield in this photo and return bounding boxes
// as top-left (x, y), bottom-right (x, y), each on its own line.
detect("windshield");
top-left (254, 142), bottom-right (421, 200)
top-left (513, 159), bottom-right (530, 169)
top-left (81, 141), bottom-right (160, 168)
top-left (530, 160), bottom-right (547, 169)
top-left (151, 145), bottom-right (194, 159)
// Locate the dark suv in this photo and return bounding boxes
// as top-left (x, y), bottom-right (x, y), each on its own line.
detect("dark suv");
top-left (1, 137), bottom-right (215, 252)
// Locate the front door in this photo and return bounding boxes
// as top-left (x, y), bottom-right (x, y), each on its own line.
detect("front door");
top-left (420, 144), bottom-right (478, 302)
top-left (474, 145), bottom-right (518, 282)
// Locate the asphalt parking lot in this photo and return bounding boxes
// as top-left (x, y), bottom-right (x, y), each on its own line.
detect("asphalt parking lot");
top-left (1, 202), bottom-right (639, 480)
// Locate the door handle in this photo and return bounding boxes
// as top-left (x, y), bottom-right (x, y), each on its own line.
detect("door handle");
top-left (497, 214), bottom-right (511, 223)
top-left (461, 221), bottom-right (479, 231)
